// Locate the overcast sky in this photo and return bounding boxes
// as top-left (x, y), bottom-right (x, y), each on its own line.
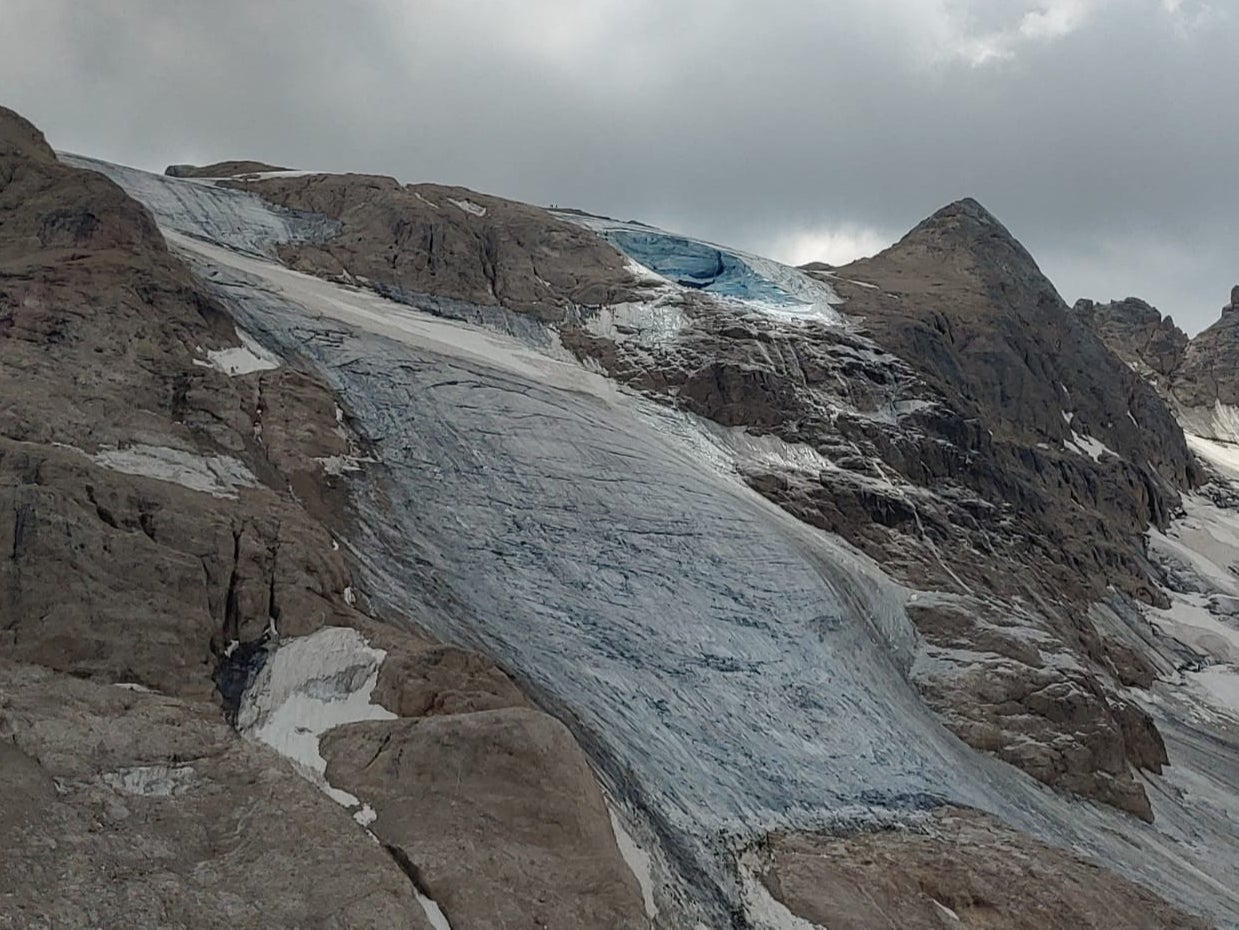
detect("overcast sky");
top-left (2, 0), bottom-right (1234, 332)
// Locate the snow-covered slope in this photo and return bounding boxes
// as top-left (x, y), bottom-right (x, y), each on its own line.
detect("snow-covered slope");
top-left (77, 159), bottom-right (1239, 928)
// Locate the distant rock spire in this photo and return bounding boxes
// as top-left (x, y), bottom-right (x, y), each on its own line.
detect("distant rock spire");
top-left (1226, 285), bottom-right (1239, 313)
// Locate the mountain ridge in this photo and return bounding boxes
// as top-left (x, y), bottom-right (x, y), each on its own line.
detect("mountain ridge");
top-left (4, 104), bottom-right (1239, 929)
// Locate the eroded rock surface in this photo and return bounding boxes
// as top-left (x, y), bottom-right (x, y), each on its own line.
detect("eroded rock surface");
top-left (221, 172), bottom-right (645, 317)
top-left (751, 807), bottom-right (1210, 930)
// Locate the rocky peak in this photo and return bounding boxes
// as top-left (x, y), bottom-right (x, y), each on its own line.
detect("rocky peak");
top-left (0, 105), bottom-right (55, 163)
top-left (892, 197), bottom-right (1051, 292)
top-left (1073, 297), bottom-right (1188, 381)
top-left (1082, 288), bottom-right (1239, 417)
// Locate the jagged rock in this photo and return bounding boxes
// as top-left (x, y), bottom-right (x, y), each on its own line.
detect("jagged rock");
top-left (1074, 297), bottom-right (1189, 381)
top-left (165, 160), bottom-right (288, 178)
top-left (751, 807), bottom-right (1210, 930)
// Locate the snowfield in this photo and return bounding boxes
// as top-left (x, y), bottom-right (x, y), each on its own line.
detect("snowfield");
top-left (84, 157), bottom-right (1239, 929)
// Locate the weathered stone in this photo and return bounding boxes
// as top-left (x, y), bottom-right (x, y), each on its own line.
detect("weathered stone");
top-left (753, 807), bottom-right (1211, 930)
top-left (323, 708), bottom-right (648, 930)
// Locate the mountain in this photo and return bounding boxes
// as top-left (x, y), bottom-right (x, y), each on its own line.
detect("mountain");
top-left (3, 105), bottom-right (1238, 929)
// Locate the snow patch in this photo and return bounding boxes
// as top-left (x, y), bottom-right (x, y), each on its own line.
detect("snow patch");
top-left (624, 257), bottom-right (672, 286)
top-left (113, 682), bottom-right (154, 693)
top-left (102, 764), bottom-right (197, 798)
top-left (417, 896), bottom-right (453, 930)
top-left (237, 626), bottom-right (396, 807)
top-left (1186, 432), bottom-right (1239, 482)
top-left (448, 198), bottom-right (487, 217)
top-left (204, 330), bottom-right (282, 375)
top-left (413, 191), bottom-right (440, 209)
top-left (1065, 429), bottom-right (1116, 463)
top-left (738, 850), bottom-right (822, 930)
top-left (353, 803), bottom-right (378, 827)
top-left (92, 444), bottom-right (259, 498)
top-left (608, 806), bottom-right (658, 920)
top-left (1189, 665), bottom-right (1239, 720)
top-left (933, 899), bottom-right (962, 922)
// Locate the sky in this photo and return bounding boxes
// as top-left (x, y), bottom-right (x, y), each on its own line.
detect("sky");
top-left (2, 0), bottom-right (1234, 332)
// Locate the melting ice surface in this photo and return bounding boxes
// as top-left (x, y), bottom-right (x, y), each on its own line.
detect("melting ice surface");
top-left (77, 158), bottom-right (1239, 928)
top-left (560, 212), bottom-right (844, 325)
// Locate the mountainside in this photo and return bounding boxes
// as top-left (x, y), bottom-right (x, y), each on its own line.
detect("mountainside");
top-left (4, 107), bottom-right (1239, 929)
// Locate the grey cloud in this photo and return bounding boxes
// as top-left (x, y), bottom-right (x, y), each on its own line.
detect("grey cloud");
top-left (2, 0), bottom-right (1233, 330)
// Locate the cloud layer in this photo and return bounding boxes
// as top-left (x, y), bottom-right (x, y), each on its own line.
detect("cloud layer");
top-left (2, 0), bottom-right (1233, 330)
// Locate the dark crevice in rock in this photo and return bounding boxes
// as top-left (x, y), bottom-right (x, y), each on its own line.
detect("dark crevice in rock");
top-left (213, 639), bottom-right (272, 727)
top-left (381, 842), bottom-right (451, 925)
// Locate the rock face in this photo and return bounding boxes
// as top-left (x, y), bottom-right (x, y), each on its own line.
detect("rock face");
top-left (1074, 296), bottom-right (1189, 382)
top-left (5, 100), bottom-right (1236, 927)
top-left (219, 173), bottom-right (645, 318)
top-left (1081, 287), bottom-right (1239, 440)
top-left (165, 160), bottom-right (288, 178)
top-left (750, 808), bottom-right (1210, 930)
top-left (0, 660), bottom-right (438, 930)
top-left (0, 105), bottom-right (647, 930)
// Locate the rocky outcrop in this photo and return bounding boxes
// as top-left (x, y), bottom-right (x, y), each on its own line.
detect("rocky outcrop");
top-left (324, 708), bottom-right (647, 930)
top-left (0, 660), bottom-right (439, 929)
top-left (218, 173), bottom-right (645, 318)
top-left (1081, 287), bottom-right (1239, 441)
top-left (749, 807), bottom-right (1210, 930)
top-left (166, 160), bottom-right (288, 178)
top-left (1074, 296), bottom-right (1189, 383)
top-left (1, 105), bottom-right (647, 930)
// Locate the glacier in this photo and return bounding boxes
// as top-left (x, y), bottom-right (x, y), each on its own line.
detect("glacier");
top-left (72, 157), bottom-right (1239, 928)
top-left (559, 211), bottom-right (844, 324)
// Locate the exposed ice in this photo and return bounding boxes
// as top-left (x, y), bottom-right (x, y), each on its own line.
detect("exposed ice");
top-left (584, 299), bottom-right (687, 346)
top-left (1178, 402), bottom-right (1239, 449)
top-left (559, 212), bottom-right (843, 325)
top-left (417, 895), bottom-right (453, 930)
top-left (204, 330), bottom-right (282, 375)
top-left (57, 153), bottom-right (339, 258)
top-left (92, 444), bottom-right (259, 499)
